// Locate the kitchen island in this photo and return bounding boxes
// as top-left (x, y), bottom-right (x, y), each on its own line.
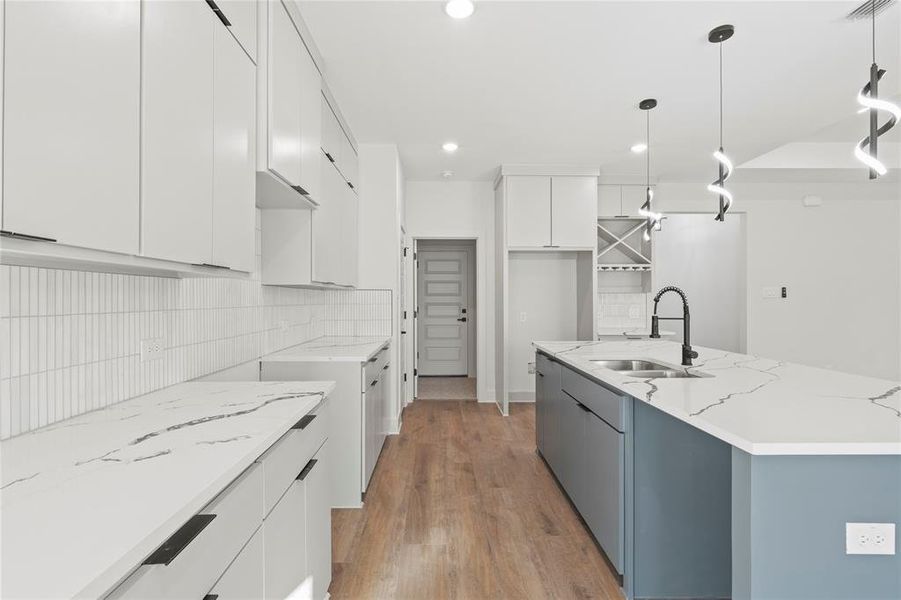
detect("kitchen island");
top-left (534, 339), bottom-right (901, 600)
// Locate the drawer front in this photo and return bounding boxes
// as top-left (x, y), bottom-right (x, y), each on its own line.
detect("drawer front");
top-left (364, 345), bottom-right (388, 382)
top-left (536, 351), bottom-right (553, 375)
top-left (256, 399), bottom-right (329, 516)
top-left (562, 367), bottom-right (626, 432)
top-left (108, 465), bottom-right (264, 599)
top-left (207, 526), bottom-right (265, 599)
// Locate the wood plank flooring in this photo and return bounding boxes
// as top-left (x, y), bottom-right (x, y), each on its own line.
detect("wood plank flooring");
top-left (329, 401), bottom-right (622, 599)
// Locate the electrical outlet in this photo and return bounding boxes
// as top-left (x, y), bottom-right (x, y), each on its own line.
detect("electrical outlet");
top-left (140, 338), bottom-right (165, 362)
top-left (846, 523), bottom-right (896, 555)
top-left (762, 286), bottom-right (780, 299)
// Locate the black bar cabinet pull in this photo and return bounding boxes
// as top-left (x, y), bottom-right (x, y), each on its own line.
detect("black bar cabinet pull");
top-left (143, 514), bottom-right (216, 566)
top-left (292, 415), bottom-right (316, 430)
top-left (0, 230), bottom-right (57, 243)
top-left (205, 0), bottom-right (231, 25)
top-left (297, 459), bottom-right (318, 481)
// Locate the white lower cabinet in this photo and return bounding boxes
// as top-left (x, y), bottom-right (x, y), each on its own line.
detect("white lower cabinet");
top-left (208, 527), bottom-right (266, 599)
top-left (107, 402), bottom-right (332, 600)
top-left (264, 476), bottom-right (309, 600)
top-left (260, 345), bottom-right (390, 508)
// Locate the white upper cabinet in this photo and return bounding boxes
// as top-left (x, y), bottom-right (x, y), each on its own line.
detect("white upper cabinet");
top-left (506, 175), bottom-right (597, 249)
top-left (341, 178), bottom-right (359, 286)
top-left (320, 96), bottom-right (358, 191)
top-left (507, 176), bottom-right (552, 248)
top-left (2, 0), bottom-right (140, 254)
top-left (312, 163), bottom-right (343, 285)
top-left (598, 184), bottom-right (649, 218)
top-left (212, 24), bottom-right (256, 272)
top-left (261, 0), bottom-right (321, 204)
top-left (551, 176), bottom-right (598, 248)
top-left (141, 0), bottom-right (214, 265)
top-left (267, 0), bottom-right (303, 189)
top-left (216, 0), bottom-right (257, 63)
top-left (300, 49), bottom-right (323, 202)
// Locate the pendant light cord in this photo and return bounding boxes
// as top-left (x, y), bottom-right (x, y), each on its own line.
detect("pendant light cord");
top-left (872, 0), bottom-right (876, 63)
top-left (719, 42), bottom-right (724, 148)
top-left (646, 110), bottom-right (650, 189)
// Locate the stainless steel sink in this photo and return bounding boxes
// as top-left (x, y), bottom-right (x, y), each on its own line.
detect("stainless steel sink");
top-left (590, 359), bottom-right (673, 371)
top-left (622, 369), bottom-right (709, 379)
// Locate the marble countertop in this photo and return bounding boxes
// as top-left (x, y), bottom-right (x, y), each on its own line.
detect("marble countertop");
top-left (0, 380), bottom-right (335, 599)
top-left (534, 339), bottom-right (901, 456)
top-left (262, 335), bottom-right (390, 363)
top-left (596, 327), bottom-right (675, 338)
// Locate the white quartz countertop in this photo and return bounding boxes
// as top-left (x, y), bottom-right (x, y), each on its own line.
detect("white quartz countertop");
top-left (533, 339), bottom-right (901, 456)
top-left (0, 380), bottom-right (335, 600)
top-left (262, 335), bottom-right (390, 363)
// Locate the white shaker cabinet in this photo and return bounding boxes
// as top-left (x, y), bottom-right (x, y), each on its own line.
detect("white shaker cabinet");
top-left (141, 0), bottom-right (214, 264)
top-left (506, 176), bottom-right (552, 248)
top-left (212, 24), bottom-right (256, 272)
top-left (551, 176), bottom-right (598, 248)
top-left (2, 0), bottom-right (140, 254)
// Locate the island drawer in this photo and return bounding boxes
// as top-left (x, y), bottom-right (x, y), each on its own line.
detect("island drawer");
top-left (364, 345), bottom-right (389, 381)
top-left (255, 398), bottom-right (329, 517)
top-left (107, 464), bottom-right (264, 599)
top-left (562, 367), bottom-right (627, 432)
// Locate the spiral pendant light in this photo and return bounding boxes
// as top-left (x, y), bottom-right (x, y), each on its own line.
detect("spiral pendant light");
top-left (637, 98), bottom-right (662, 241)
top-left (854, 0), bottom-right (900, 178)
top-left (707, 24), bottom-right (735, 222)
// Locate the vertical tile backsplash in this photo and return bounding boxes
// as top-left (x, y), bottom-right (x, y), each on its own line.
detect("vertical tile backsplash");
top-left (0, 267), bottom-right (390, 440)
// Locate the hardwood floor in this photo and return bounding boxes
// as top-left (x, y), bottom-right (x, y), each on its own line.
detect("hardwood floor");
top-left (329, 401), bottom-right (622, 599)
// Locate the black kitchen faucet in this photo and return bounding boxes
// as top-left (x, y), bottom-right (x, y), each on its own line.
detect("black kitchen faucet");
top-left (650, 286), bottom-right (699, 367)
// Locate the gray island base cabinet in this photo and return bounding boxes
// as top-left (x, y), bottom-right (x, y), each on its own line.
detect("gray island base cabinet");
top-left (535, 346), bottom-right (901, 600)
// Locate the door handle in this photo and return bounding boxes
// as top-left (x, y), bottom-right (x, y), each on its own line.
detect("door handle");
top-left (457, 317), bottom-right (467, 322)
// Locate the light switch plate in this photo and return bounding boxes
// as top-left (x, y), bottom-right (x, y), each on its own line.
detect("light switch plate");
top-left (846, 522), bottom-right (896, 555)
top-left (762, 286), bottom-right (780, 299)
top-left (140, 338), bottom-right (165, 362)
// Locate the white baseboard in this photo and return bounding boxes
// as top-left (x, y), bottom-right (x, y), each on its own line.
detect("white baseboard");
top-left (509, 390), bottom-right (536, 403)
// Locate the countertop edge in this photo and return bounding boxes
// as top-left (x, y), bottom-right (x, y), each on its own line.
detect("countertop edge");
top-left (261, 337), bottom-right (390, 364)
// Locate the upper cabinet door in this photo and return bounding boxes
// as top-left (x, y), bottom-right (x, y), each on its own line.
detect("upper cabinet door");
top-left (3, 0), bottom-right (140, 254)
top-left (218, 0), bottom-right (257, 63)
top-left (342, 180), bottom-right (359, 286)
top-left (268, 0), bottom-right (303, 188)
top-left (551, 176), bottom-right (597, 248)
top-left (506, 176), bottom-right (551, 248)
top-left (320, 98), bottom-right (341, 165)
top-left (312, 164), bottom-right (342, 284)
top-left (212, 25), bottom-right (256, 272)
top-left (141, 0), bottom-right (214, 264)
top-left (299, 48), bottom-right (322, 202)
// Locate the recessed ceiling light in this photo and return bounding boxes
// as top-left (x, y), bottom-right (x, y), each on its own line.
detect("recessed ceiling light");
top-left (442, 141), bottom-right (459, 153)
top-left (630, 143), bottom-right (648, 154)
top-left (445, 0), bottom-right (474, 19)
top-left (442, 170), bottom-right (454, 178)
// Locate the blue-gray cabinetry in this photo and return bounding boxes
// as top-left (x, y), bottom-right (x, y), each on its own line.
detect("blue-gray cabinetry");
top-left (535, 351), bottom-right (627, 576)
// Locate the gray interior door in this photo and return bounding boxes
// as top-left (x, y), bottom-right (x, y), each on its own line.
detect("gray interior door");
top-left (417, 249), bottom-right (469, 376)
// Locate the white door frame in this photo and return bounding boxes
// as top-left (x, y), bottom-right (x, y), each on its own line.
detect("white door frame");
top-left (408, 236), bottom-right (486, 401)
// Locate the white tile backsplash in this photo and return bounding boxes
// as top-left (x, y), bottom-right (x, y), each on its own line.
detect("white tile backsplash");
top-left (0, 221), bottom-right (390, 439)
top-left (597, 292), bottom-right (650, 330)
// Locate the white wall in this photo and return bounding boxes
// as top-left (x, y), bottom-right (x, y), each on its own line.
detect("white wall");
top-left (656, 181), bottom-right (900, 380)
top-left (404, 181), bottom-right (496, 401)
top-left (654, 213), bottom-right (748, 353)
top-left (507, 252), bottom-right (579, 399)
top-left (359, 144), bottom-right (405, 431)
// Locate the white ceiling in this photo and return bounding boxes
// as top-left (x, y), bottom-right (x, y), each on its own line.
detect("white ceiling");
top-left (299, 0), bottom-right (901, 181)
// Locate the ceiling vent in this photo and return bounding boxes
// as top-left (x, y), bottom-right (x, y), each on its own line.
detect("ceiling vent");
top-left (846, 0), bottom-right (896, 20)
